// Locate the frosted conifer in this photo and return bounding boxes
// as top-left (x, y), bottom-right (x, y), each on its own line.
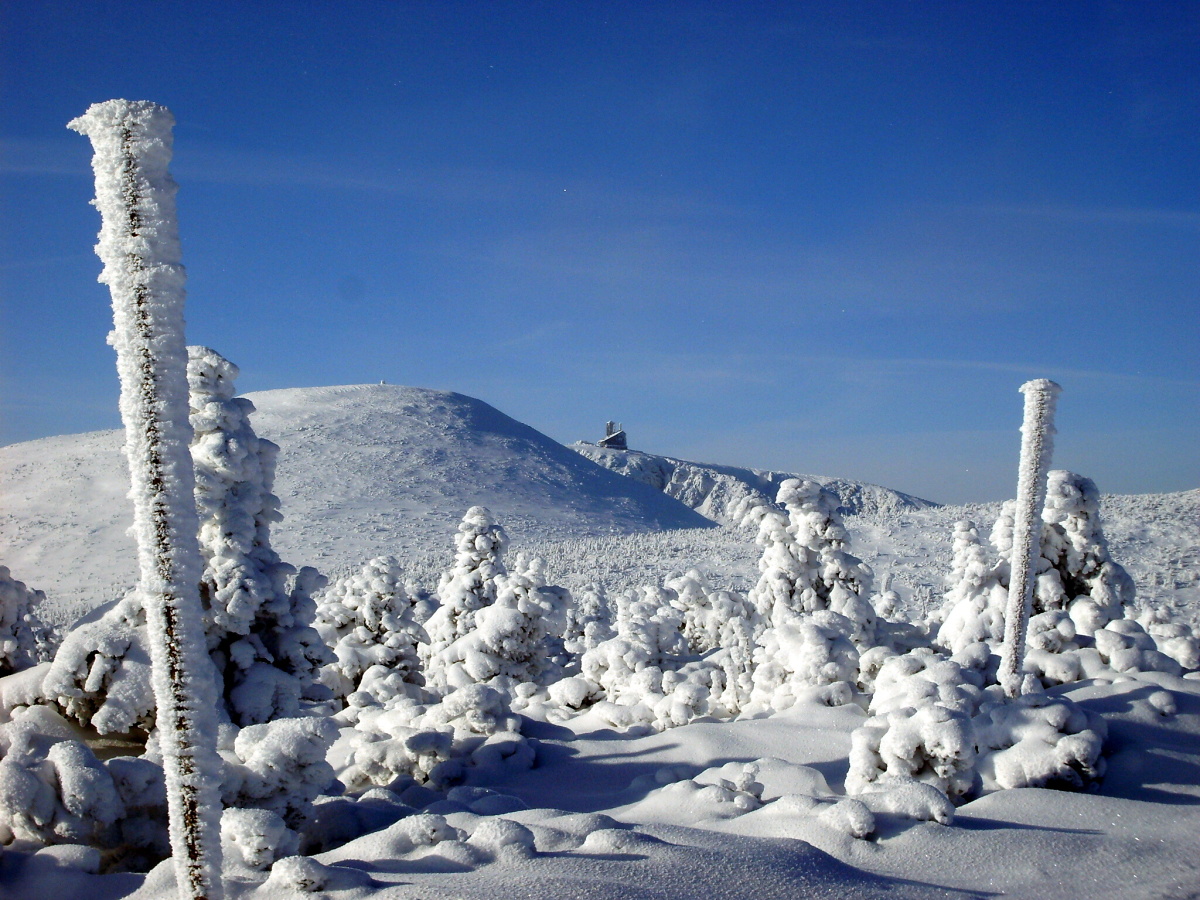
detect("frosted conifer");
top-left (314, 555), bottom-right (427, 702)
top-left (0, 567), bottom-right (52, 675)
top-left (423, 507), bottom-right (508, 693)
top-left (749, 479), bottom-right (874, 635)
top-left (189, 346), bottom-right (331, 724)
top-left (933, 521), bottom-right (1008, 655)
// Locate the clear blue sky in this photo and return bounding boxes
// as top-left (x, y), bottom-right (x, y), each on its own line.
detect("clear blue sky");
top-left (2, 1), bottom-right (1197, 504)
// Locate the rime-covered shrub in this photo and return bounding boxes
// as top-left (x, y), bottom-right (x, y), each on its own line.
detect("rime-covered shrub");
top-left (220, 716), bottom-right (340, 828)
top-left (0, 705), bottom-right (167, 864)
top-left (847, 703), bottom-right (976, 800)
top-left (933, 521), bottom-right (1008, 655)
top-left (846, 651), bottom-right (981, 799)
top-left (41, 594), bottom-right (160, 735)
top-left (315, 556), bottom-right (427, 703)
top-left (1138, 607), bottom-right (1200, 672)
top-left (0, 567), bottom-right (53, 675)
top-left (430, 566), bottom-right (557, 693)
top-left (38, 348), bottom-right (331, 735)
top-left (1092, 619), bottom-right (1182, 677)
top-left (749, 480), bottom-right (874, 631)
top-left (973, 692), bottom-right (1106, 792)
top-left (423, 507), bottom-right (508, 693)
top-left (560, 582), bottom-right (614, 660)
top-left (749, 610), bottom-right (860, 712)
top-left (189, 346), bottom-right (331, 724)
top-left (667, 569), bottom-right (758, 656)
top-left (221, 807), bottom-right (299, 870)
top-left (748, 480), bottom-right (880, 712)
top-left (335, 684), bottom-right (532, 792)
top-left (1039, 471), bottom-right (1134, 634)
top-left (553, 586), bottom-right (729, 730)
top-left (424, 517), bottom-right (571, 696)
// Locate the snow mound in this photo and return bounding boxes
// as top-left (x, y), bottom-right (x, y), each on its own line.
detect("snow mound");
top-left (573, 443), bottom-right (937, 527)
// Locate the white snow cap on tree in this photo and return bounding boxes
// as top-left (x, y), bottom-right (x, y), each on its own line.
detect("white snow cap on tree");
top-left (0, 567), bottom-right (52, 675)
top-left (189, 345), bottom-right (332, 725)
top-left (314, 555), bottom-right (427, 704)
top-left (423, 507), bottom-right (509, 693)
top-left (749, 479), bottom-right (874, 636)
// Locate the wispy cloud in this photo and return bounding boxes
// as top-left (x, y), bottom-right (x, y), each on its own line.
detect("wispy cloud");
top-left (962, 202), bottom-right (1200, 229)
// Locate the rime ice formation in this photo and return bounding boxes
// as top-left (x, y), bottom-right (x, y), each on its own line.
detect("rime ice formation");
top-left (68, 99), bottom-right (222, 900)
top-left (314, 556), bottom-right (428, 704)
top-left (0, 567), bottom-right (51, 675)
top-left (189, 346), bottom-right (331, 725)
top-left (999, 379), bottom-right (1061, 698)
top-left (573, 443), bottom-right (936, 527)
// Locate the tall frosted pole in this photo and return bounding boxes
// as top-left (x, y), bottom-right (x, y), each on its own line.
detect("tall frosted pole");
top-left (69, 100), bottom-right (223, 900)
top-left (998, 378), bottom-right (1062, 699)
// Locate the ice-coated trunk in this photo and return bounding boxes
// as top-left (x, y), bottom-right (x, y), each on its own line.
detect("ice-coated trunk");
top-left (998, 378), bottom-right (1062, 698)
top-left (69, 100), bottom-right (223, 900)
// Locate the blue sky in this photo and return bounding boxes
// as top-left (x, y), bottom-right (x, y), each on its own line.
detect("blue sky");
top-left (2, 1), bottom-right (1197, 504)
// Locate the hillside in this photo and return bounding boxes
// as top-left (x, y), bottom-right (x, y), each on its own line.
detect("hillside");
top-left (0, 384), bottom-right (712, 623)
top-left (572, 442), bottom-right (937, 526)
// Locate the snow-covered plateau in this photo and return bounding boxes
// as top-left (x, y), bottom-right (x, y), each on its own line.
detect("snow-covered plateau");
top-left (1, 380), bottom-right (1198, 900)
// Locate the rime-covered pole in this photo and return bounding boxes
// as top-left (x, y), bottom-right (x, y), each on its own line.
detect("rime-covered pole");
top-left (68, 100), bottom-right (223, 900)
top-left (998, 378), bottom-right (1062, 698)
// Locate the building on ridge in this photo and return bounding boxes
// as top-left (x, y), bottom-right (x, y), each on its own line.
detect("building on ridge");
top-left (598, 420), bottom-right (627, 450)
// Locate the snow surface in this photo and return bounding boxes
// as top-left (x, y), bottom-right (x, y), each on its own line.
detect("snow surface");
top-left (1, 384), bottom-right (1199, 899)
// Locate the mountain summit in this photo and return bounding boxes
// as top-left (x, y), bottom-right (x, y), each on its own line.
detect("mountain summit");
top-left (0, 384), bottom-right (712, 615)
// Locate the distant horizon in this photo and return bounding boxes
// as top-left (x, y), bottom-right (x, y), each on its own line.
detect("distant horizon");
top-left (3, 2), bottom-right (1197, 505)
top-left (3, 376), bottom-right (1194, 508)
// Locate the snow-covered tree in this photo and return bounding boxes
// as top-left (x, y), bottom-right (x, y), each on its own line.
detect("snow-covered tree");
top-left (0, 567), bottom-right (52, 675)
top-left (1038, 470), bottom-right (1134, 635)
top-left (423, 507), bottom-right (508, 694)
top-left (933, 520), bottom-right (1008, 656)
top-left (431, 567), bottom-right (555, 692)
top-left (67, 99), bottom-right (222, 900)
top-left (190, 346), bottom-right (331, 725)
top-left (314, 556), bottom-right (427, 704)
top-left (749, 479), bottom-right (874, 637)
top-left (560, 582), bottom-right (614, 660)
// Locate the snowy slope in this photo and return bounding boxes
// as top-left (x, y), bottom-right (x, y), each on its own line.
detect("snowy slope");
top-left (0, 384), bottom-right (711, 623)
top-left (2, 386), bottom-right (1200, 900)
top-left (573, 442), bottom-right (937, 526)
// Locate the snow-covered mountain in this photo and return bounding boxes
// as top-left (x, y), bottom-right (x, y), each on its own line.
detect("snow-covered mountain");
top-left (0, 384), bottom-right (711, 622)
top-left (572, 442), bottom-right (937, 526)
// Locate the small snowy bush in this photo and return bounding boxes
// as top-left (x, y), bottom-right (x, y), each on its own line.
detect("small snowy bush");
top-left (0, 567), bottom-right (52, 675)
top-left (315, 555), bottom-right (428, 703)
top-left (846, 651), bottom-right (981, 800)
top-left (973, 692), bottom-right (1106, 792)
top-left (423, 507), bottom-right (508, 693)
top-left (749, 610), bottom-right (860, 713)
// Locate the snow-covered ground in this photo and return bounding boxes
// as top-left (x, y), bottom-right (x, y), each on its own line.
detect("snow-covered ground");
top-left (1, 384), bottom-right (1198, 899)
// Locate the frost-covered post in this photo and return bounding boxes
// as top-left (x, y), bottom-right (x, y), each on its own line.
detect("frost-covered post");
top-left (998, 378), bottom-right (1062, 698)
top-left (69, 100), bottom-right (223, 900)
